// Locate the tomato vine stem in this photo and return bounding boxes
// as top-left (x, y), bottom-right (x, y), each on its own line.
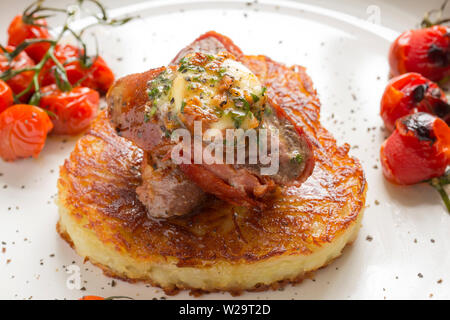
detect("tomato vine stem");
top-left (421, 0), bottom-right (450, 27)
top-left (0, 0), bottom-right (134, 105)
top-left (429, 171), bottom-right (450, 213)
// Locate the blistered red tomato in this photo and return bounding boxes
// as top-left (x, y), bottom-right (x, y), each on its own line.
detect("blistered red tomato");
top-left (381, 73), bottom-right (450, 131)
top-left (389, 26), bottom-right (450, 82)
top-left (0, 45), bottom-right (35, 101)
top-left (380, 112), bottom-right (450, 185)
top-left (0, 80), bottom-right (13, 113)
top-left (39, 85), bottom-right (99, 135)
top-left (7, 14), bottom-right (51, 63)
top-left (0, 104), bottom-right (53, 161)
top-left (40, 44), bottom-right (114, 93)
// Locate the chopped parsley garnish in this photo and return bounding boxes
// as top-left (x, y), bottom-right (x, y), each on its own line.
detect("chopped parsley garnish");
top-left (226, 109), bottom-right (247, 128)
top-left (147, 70), bottom-right (173, 101)
top-left (261, 86), bottom-right (267, 96)
top-left (144, 106), bottom-right (157, 122)
top-left (218, 67), bottom-right (227, 77)
top-left (291, 153), bottom-right (303, 164)
top-left (233, 97), bottom-right (251, 112)
top-left (251, 93), bottom-right (260, 103)
top-left (162, 127), bottom-right (171, 138)
top-left (178, 58), bottom-right (205, 73)
top-left (148, 87), bottom-right (159, 99)
top-left (180, 101), bottom-right (186, 113)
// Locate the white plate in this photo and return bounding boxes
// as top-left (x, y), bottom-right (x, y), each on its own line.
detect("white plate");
top-left (0, 0), bottom-right (449, 300)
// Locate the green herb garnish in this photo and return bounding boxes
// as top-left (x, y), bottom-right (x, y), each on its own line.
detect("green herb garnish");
top-left (251, 93), bottom-right (260, 103)
top-left (148, 87), bottom-right (159, 99)
top-left (234, 97), bottom-right (251, 112)
top-left (144, 106), bottom-right (157, 122)
top-left (291, 153), bottom-right (303, 164)
top-left (261, 86), bottom-right (267, 96)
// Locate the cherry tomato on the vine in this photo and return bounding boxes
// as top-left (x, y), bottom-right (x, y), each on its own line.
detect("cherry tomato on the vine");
top-left (380, 112), bottom-right (450, 185)
top-left (380, 72), bottom-right (450, 131)
top-left (7, 14), bottom-right (52, 63)
top-left (0, 45), bottom-right (35, 102)
top-left (389, 25), bottom-right (450, 82)
top-left (0, 104), bottom-right (53, 161)
top-left (40, 44), bottom-right (115, 93)
top-left (0, 80), bottom-right (13, 113)
top-left (39, 85), bottom-right (99, 135)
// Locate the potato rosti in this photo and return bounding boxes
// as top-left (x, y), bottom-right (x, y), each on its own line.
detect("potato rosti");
top-left (57, 33), bottom-right (366, 295)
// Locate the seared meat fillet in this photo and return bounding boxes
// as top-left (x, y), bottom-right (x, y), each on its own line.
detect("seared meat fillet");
top-left (137, 153), bottom-right (206, 218)
top-left (107, 32), bottom-right (314, 216)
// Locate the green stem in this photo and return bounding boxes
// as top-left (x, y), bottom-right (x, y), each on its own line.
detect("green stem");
top-left (0, 67), bottom-right (35, 81)
top-left (14, 79), bottom-right (34, 100)
top-left (429, 173), bottom-right (450, 213)
top-left (421, 0), bottom-right (449, 27)
top-left (436, 186), bottom-right (450, 212)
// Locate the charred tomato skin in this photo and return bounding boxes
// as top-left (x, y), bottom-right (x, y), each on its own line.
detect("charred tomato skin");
top-left (380, 72), bottom-right (450, 131)
top-left (0, 80), bottom-right (14, 113)
top-left (389, 26), bottom-right (450, 82)
top-left (39, 44), bottom-right (115, 93)
top-left (39, 85), bottom-right (99, 135)
top-left (380, 112), bottom-right (450, 185)
top-left (0, 45), bottom-right (35, 102)
top-left (0, 104), bottom-right (53, 161)
top-left (7, 14), bottom-right (52, 63)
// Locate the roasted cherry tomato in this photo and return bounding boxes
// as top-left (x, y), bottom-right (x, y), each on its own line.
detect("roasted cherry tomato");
top-left (39, 85), bottom-right (99, 135)
top-left (79, 296), bottom-right (105, 300)
top-left (381, 73), bottom-right (450, 131)
top-left (0, 45), bottom-right (35, 101)
top-left (0, 104), bottom-right (53, 161)
top-left (0, 80), bottom-right (13, 113)
top-left (40, 44), bottom-right (114, 93)
top-left (389, 25), bottom-right (450, 82)
top-left (7, 14), bottom-right (51, 63)
top-left (380, 112), bottom-right (450, 185)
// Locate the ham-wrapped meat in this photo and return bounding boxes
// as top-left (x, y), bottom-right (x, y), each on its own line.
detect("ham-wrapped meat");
top-left (107, 32), bottom-right (314, 217)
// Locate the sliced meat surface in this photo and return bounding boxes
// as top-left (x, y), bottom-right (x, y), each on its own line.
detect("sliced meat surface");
top-left (137, 153), bottom-right (206, 218)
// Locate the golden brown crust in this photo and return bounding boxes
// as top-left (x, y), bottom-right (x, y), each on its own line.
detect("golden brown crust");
top-left (57, 218), bottom-right (357, 296)
top-left (57, 54), bottom-right (366, 294)
top-left (59, 57), bottom-right (366, 263)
